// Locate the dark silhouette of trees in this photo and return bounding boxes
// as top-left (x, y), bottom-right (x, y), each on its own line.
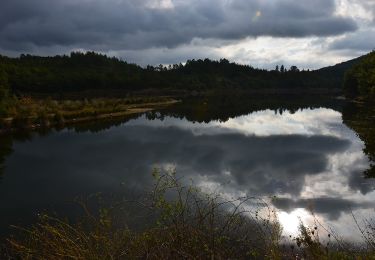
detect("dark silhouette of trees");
top-left (0, 51), bottom-right (368, 99)
top-left (289, 66), bottom-right (299, 72)
top-left (344, 51), bottom-right (375, 100)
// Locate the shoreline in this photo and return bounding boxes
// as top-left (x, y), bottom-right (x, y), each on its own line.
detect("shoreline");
top-left (0, 99), bottom-right (180, 135)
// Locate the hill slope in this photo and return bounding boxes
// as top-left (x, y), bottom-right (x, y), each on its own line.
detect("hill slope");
top-left (0, 51), bottom-right (369, 97)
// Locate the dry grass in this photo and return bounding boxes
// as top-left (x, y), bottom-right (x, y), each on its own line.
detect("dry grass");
top-left (2, 169), bottom-right (375, 259)
top-left (3, 169), bottom-right (283, 259)
top-left (0, 96), bottom-right (176, 129)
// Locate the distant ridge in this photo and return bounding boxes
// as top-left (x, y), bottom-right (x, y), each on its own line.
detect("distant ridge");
top-left (318, 54), bottom-right (365, 74)
top-left (0, 51), bottom-right (371, 96)
top-left (313, 54), bottom-right (366, 89)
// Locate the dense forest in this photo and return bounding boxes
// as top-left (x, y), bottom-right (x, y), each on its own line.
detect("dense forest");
top-left (0, 51), bottom-right (371, 128)
top-left (0, 51), bottom-right (362, 97)
top-left (344, 51), bottom-right (375, 100)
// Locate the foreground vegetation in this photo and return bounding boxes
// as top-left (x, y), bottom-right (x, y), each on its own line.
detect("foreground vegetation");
top-left (2, 170), bottom-right (375, 259)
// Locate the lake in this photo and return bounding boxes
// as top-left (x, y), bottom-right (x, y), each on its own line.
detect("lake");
top-left (0, 96), bottom-right (374, 241)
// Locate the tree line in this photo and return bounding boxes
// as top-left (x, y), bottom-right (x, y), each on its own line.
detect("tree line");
top-left (0, 51), bottom-right (357, 96)
top-left (344, 51), bottom-right (375, 100)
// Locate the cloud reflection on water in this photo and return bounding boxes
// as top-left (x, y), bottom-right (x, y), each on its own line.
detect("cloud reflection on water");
top-left (0, 108), bottom-right (373, 239)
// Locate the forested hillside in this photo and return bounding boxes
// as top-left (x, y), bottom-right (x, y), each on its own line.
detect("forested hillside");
top-left (0, 51), bottom-right (362, 96)
top-left (344, 51), bottom-right (375, 100)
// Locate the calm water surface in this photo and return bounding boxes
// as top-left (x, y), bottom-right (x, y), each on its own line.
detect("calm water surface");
top-left (0, 98), bottom-right (374, 240)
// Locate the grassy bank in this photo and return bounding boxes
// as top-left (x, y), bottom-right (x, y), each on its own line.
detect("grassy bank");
top-left (0, 96), bottom-right (179, 133)
top-left (2, 170), bottom-right (375, 259)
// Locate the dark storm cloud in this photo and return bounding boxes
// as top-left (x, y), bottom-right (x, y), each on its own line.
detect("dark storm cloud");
top-left (272, 197), bottom-right (374, 220)
top-left (329, 29), bottom-right (375, 52)
top-left (0, 0), bottom-right (358, 52)
top-left (328, 0), bottom-right (375, 53)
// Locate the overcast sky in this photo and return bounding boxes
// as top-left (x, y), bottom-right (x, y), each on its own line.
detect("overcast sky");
top-left (0, 0), bottom-right (374, 69)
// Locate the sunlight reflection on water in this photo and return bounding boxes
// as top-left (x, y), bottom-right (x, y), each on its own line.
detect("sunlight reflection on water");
top-left (0, 108), bottom-right (373, 241)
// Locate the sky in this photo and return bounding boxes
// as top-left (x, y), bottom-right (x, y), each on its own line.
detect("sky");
top-left (0, 0), bottom-right (374, 69)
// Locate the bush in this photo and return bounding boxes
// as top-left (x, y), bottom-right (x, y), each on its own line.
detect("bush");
top-left (4, 169), bottom-right (375, 259)
top-left (4, 169), bottom-right (282, 259)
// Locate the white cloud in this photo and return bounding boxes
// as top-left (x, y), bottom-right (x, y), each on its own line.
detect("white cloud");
top-left (146, 0), bottom-right (174, 9)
